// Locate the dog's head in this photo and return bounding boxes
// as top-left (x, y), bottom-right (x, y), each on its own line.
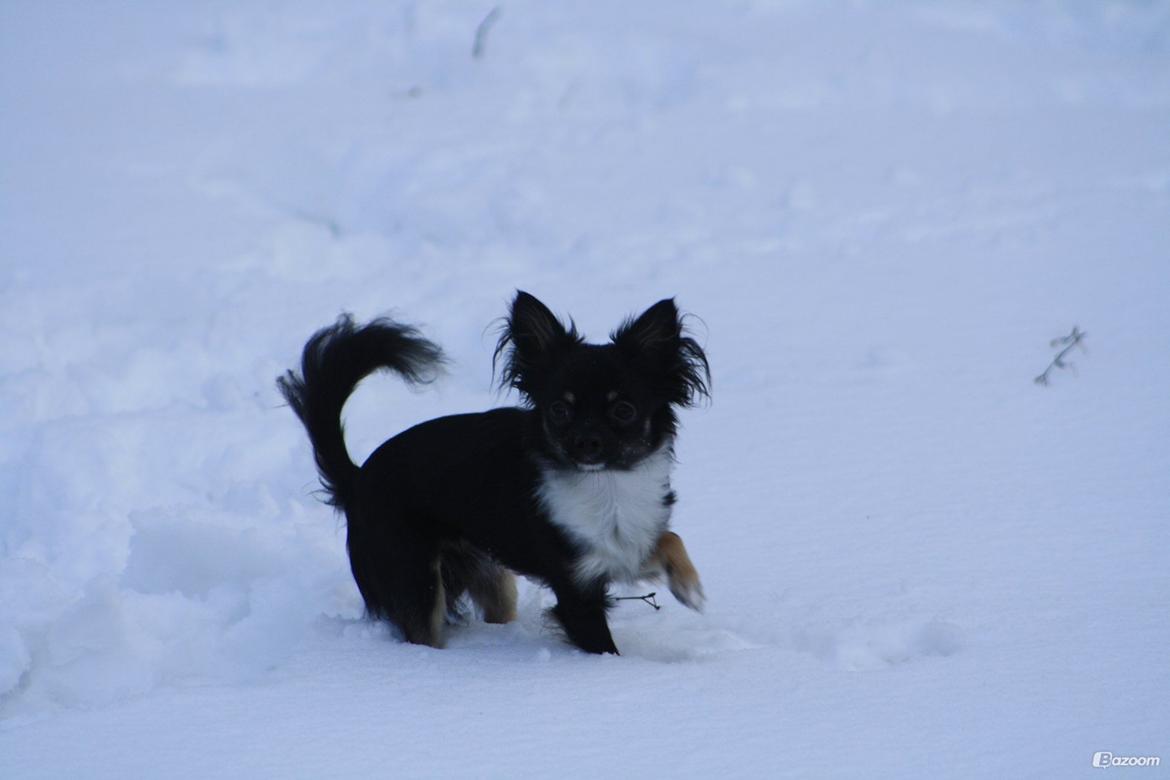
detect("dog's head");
top-left (495, 291), bottom-right (710, 471)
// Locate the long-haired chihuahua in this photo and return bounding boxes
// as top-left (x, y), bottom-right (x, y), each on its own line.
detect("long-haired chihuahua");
top-left (277, 292), bottom-right (709, 654)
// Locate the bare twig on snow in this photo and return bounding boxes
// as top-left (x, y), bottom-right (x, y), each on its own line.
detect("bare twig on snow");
top-left (1034, 326), bottom-right (1087, 386)
top-left (473, 7), bottom-right (501, 60)
top-left (614, 592), bottom-right (661, 611)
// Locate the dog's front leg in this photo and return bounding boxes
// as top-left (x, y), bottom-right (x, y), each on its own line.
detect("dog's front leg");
top-left (645, 531), bottom-right (705, 611)
top-left (550, 582), bottom-right (618, 655)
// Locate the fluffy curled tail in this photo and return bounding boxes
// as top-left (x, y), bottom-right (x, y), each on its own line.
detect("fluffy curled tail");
top-left (276, 314), bottom-right (446, 512)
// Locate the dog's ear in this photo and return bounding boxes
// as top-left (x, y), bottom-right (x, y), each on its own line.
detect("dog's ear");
top-left (510, 291), bottom-right (570, 359)
top-left (613, 298), bottom-right (711, 407)
top-left (494, 291), bottom-right (578, 398)
top-left (612, 298), bottom-right (681, 354)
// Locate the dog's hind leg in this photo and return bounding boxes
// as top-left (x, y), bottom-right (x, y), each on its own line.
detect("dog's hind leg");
top-left (347, 510), bottom-right (447, 648)
top-left (400, 557), bottom-right (446, 648)
top-left (441, 542), bottom-right (517, 625)
top-left (468, 563), bottom-right (517, 624)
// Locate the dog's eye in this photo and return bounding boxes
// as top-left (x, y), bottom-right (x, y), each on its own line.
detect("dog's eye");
top-left (547, 401), bottom-right (573, 424)
top-left (609, 400), bottom-right (637, 425)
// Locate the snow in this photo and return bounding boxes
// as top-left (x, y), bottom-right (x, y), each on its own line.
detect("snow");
top-left (2, 0), bottom-right (1168, 776)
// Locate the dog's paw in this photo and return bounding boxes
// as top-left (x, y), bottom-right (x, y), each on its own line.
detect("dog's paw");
top-left (668, 570), bottom-right (705, 612)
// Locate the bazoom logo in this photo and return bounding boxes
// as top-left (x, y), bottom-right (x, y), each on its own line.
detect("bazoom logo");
top-left (1093, 752), bottom-right (1161, 768)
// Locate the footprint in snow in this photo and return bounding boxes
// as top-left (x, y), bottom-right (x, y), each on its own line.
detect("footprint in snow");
top-left (792, 617), bottom-right (964, 671)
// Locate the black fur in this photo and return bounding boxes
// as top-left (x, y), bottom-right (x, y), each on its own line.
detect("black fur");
top-left (278, 292), bottom-right (709, 654)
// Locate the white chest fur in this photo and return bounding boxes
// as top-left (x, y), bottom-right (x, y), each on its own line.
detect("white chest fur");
top-left (537, 447), bottom-right (674, 586)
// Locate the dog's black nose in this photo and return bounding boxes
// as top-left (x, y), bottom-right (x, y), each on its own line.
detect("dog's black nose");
top-left (572, 433), bottom-right (603, 460)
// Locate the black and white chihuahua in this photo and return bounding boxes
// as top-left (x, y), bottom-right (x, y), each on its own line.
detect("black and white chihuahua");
top-left (277, 292), bottom-right (709, 654)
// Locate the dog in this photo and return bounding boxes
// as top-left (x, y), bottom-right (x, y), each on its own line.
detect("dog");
top-left (277, 291), bottom-right (709, 654)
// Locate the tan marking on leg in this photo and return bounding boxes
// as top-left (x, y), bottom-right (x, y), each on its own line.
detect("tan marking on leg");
top-left (469, 567), bottom-right (518, 624)
top-left (652, 531), bottom-right (705, 611)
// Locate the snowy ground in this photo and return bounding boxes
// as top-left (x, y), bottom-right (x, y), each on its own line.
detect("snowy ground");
top-left (2, 1), bottom-right (1169, 777)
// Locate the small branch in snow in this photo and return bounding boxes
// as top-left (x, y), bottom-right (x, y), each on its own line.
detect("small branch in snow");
top-left (290, 209), bottom-right (342, 239)
top-left (615, 592), bottom-right (661, 611)
top-left (1034, 326), bottom-right (1087, 386)
top-left (472, 7), bottom-right (501, 60)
